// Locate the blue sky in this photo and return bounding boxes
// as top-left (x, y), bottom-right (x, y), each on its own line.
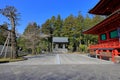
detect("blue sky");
top-left (0, 0), bottom-right (99, 34)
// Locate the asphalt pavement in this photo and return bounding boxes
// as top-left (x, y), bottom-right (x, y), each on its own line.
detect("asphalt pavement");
top-left (0, 54), bottom-right (113, 65)
top-left (0, 53), bottom-right (119, 80)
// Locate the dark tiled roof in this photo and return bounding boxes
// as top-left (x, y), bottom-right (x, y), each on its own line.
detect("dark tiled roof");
top-left (53, 37), bottom-right (68, 43)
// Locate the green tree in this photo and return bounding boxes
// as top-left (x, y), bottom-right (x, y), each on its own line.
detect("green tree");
top-left (40, 13), bottom-right (105, 53)
top-left (17, 36), bottom-right (27, 52)
top-left (0, 6), bottom-right (20, 59)
top-left (74, 12), bottom-right (84, 46)
top-left (0, 23), bottom-right (8, 45)
top-left (87, 15), bottom-right (104, 45)
top-left (92, 15), bottom-right (104, 26)
top-left (62, 14), bottom-right (75, 37)
top-left (62, 14), bottom-right (76, 51)
top-left (23, 22), bottom-right (41, 54)
top-left (54, 15), bottom-right (63, 37)
top-left (41, 19), bottom-right (51, 34)
top-left (41, 17), bottom-right (57, 52)
top-left (83, 14), bottom-right (93, 46)
top-left (82, 14), bottom-right (105, 52)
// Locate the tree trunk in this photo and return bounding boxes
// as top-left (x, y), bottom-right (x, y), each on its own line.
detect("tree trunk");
top-left (10, 17), bottom-right (18, 59)
top-left (32, 40), bottom-right (35, 55)
top-left (32, 48), bottom-right (35, 55)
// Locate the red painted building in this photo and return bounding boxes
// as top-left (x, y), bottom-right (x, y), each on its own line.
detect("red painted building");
top-left (83, 0), bottom-right (120, 62)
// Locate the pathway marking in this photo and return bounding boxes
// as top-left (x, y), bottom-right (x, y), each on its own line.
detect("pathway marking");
top-left (56, 54), bottom-right (61, 64)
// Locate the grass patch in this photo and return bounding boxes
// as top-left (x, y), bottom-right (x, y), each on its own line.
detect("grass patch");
top-left (0, 58), bottom-right (10, 63)
top-left (9, 57), bottom-right (26, 62)
top-left (0, 57), bottom-right (27, 63)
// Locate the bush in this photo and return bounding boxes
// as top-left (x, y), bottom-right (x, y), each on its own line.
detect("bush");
top-left (79, 44), bottom-right (88, 53)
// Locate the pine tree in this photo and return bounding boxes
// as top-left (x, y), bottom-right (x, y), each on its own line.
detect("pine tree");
top-left (0, 6), bottom-right (20, 59)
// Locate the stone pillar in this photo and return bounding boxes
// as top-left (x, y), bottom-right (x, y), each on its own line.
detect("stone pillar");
top-left (63, 44), bottom-right (65, 49)
top-left (55, 44), bottom-right (58, 49)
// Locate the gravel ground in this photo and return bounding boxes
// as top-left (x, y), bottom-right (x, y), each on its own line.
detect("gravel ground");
top-left (0, 64), bottom-right (120, 80)
top-left (0, 54), bottom-right (119, 80)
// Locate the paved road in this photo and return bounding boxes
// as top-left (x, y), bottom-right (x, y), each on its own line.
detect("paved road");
top-left (59, 54), bottom-right (113, 64)
top-left (0, 54), bottom-right (113, 65)
top-left (0, 54), bottom-right (120, 80)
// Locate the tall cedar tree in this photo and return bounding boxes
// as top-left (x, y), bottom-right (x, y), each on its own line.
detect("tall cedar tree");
top-left (41, 19), bottom-right (51, 34)
top-left (54, 15), bottom-right (63, 37)
top-left (38, 13), bottom-right (105, 52)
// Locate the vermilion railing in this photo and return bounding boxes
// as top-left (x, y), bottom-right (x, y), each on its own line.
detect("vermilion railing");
top-left (89, 41), bottom-right (120, 49)
top-left (89, 41), bottom-right (120, 63)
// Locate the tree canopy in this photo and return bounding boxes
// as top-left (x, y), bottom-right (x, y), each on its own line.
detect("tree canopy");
top-left (41, 13), bottom-right (104, 52)
top-left (0, 23), bottom-right (8, 45)
top-left (0, 6), bottom-right (20, 58)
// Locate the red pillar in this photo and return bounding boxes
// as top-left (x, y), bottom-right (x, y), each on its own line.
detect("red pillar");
top-left (99, 50), bottom-right (103, 59)
top-left (112, 49), bottom-right (119, 62)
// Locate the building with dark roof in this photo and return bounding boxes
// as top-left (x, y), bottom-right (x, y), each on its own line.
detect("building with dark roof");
top-left (52, 37), bottom-right (68, 53)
